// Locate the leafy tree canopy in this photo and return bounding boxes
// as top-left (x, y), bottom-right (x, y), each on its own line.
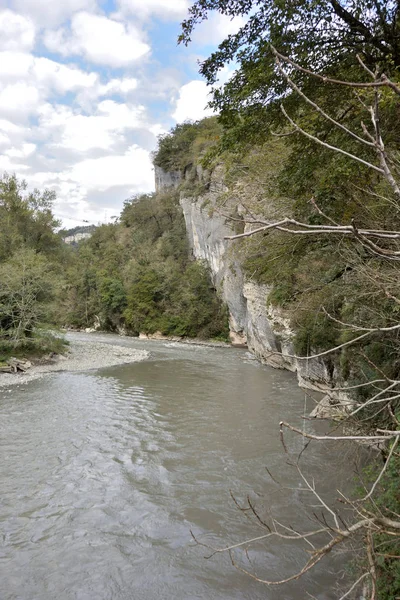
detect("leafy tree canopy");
top-left (0, 173), bottom-right (61, 261)
top-left (179, 1), bottom-right (400, 147)
top-left (153, 117), bottom-right (222, 171)
top-left (0, 174), bottom-right (66, 356)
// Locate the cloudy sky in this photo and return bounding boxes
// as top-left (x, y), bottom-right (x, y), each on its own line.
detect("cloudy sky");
top-left (0, 0), bottom-right (243, 227)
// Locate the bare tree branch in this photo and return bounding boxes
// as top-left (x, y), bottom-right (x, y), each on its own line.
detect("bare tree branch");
top-left (274, 56), bottom-right (376, 148)
top-left (280, 105), bottom-right (385, 174)
top-left (270, 46), bottom-right (400, 97)
top-left (280, 421), bottom-right (400, 441)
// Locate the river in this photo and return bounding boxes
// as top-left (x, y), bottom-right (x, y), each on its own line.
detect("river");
top-left (0, 333), bottom-right (360, 599)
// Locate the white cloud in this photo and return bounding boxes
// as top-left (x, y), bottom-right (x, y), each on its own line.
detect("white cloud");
top-left (172, 80), bottom-right (215, 122)
top-left (0, 51), bottom-right (99, 92)
top-left (0, 51), bottom-right (32, 79)
top-left (0, 82), bottom-right (40, 121)
top-left (0, 10), bottom-right (35, 52)
top-left (0, 139), bottom-right (35, 171)
top-left (0, 50), bottom-right (139, 108)
top-left (74, 76), bottom-right (139, 109)
top-left (11, 0), bottom-right (96, 27)
top-left (149, 123), bottom-right (168, 138)
top-left (37, 100), bottom-right (147, 153)
top-left (101, 78), bottom-right (138, 95)
top-left (6, 143), bottom-right (36, 158)
top-left (117, 0), bottom-right (189, 19)
top-left (0, 51), bottom-right (103, 126)
top-left (192, 13), bottom-right (246, 46)
top-left (33, 57), bottom-right (99, 94)
top-left (44, 12), bottom-right (150, 67)
top-left (26, 147), bottom-right (154, 227)
top-left (0, 155), bottom-right (31, 172)
top-left (69, 145), bottom-right (153, 191)
top-left (0, 132), bottom-right (10, 147)
top-left (0, 119), bottom-right (25, 134)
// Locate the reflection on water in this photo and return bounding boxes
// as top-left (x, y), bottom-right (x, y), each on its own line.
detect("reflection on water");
top-left (0, 333), bottom-right (362, 599)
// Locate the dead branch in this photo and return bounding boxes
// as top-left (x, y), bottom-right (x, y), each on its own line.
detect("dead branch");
top-left (338, 572), bottom-right (371, 600)
top-left (274, 56), bottom-right (376, 148)
top-left (358, 437), bottom-right (399, 502)
top-left (280, 105), bottom-right (385, 174)
top-left (279, 421), bottom-right (400, 441)
top-left (270, 46), bottom-right (400, 97)
top-left (266, 323), bottom-right (400, 362)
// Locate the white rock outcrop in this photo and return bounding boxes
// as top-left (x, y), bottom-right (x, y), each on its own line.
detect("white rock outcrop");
top-left (158, 164), bottom-right (338, 393)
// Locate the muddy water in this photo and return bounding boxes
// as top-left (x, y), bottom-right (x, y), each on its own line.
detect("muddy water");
top-left (0, 333), bottom-right (359, 599)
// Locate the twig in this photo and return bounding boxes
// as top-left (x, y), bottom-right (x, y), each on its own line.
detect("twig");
top-left (280, 421), bottom-right (400, 441)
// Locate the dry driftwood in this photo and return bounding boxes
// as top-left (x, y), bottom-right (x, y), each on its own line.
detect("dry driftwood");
top-left (4, 358), bottom-right (32, 373)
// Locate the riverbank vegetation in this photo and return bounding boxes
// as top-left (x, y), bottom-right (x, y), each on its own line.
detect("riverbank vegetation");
top-left (0, 173), bottom-right (229, 355)
top-left (176, 0), bottom-right (400, 597)
top-left (0, 174), bottom-right (68, 361)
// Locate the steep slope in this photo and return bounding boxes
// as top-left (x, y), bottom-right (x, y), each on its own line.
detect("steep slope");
top-left (156, 163), bottom-right (334, 392)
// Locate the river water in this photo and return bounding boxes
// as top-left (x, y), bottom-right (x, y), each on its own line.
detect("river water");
top-left (0, 333), bottom-right (361, 600)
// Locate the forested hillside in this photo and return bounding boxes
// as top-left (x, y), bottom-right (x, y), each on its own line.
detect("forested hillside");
top-left (62, 190), bottom-right (229, 339)
top-left (0, 167), bottom-right (229, 357)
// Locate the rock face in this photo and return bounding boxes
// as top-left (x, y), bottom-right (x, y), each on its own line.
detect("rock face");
top-left (64, 232), bottom-right (92, 245)
top-left (158, 163), bottom-right (335, 391)
top-left (180, 193), bottom-right (248, 346)
top-left (154, 166), bottom-right (182, 192)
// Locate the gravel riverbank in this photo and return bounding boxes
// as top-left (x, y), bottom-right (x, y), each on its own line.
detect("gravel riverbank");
top-left (0, 341), bottom-right (149, 388)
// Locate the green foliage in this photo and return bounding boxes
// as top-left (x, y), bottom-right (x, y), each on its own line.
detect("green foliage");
top-left (0, 331), bottom-right (68, 363)
top-left (100, 277), bottom-right (127, 315)
top-left (65, 189), bottom-right (229, 340)
top-left (124, 261), bottom-right (229, 338)
top-left (0, 248), bottom-right (58, 341)
top-left (358, 451), bottom-right (400, 600)
top-left (180, 1), bottom-right (400, 150)
top-left (0, 173), bottom-right (62, 261)
top-left (0, 174), bottom-right (66, 354)
top-left (153, 117), bottom-right (222, 172)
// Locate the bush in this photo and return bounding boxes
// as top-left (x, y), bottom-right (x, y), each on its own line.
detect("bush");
top-left (0, 330), bottom-right (68, 362)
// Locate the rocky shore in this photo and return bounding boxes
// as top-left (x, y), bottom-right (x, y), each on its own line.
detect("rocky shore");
top-left (0, 341), bottom-right (149, 388)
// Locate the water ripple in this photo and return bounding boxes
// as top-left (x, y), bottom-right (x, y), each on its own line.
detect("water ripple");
top-left (0, 334), bottom-right (361, 600)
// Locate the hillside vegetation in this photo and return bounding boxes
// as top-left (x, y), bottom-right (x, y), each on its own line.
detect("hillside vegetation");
top-left (62, 189), bottom-right (229, 340)
top-left (0, 168), bottom-right (229, 360)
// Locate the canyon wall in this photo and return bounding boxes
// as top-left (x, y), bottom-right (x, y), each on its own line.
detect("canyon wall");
top-left (156, 165), bottom-right (337, 393)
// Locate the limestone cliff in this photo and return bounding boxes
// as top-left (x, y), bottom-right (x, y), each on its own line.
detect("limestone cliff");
top-left (154, 166), bottom-right (181, 193)
top-left (156, 165), bottom-right (336, 392)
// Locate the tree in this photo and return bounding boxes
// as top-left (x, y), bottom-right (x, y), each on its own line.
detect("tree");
top-left (0, 174), bottom-right (66, 354)
top-left (179, 4), bottom-right (400, 596)
top-left (0, 173), bottom-right (61, 261)
top-left (179, 1), bottom-right (400, 148)
top-left (0, 248), bottom-right (58, 346)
